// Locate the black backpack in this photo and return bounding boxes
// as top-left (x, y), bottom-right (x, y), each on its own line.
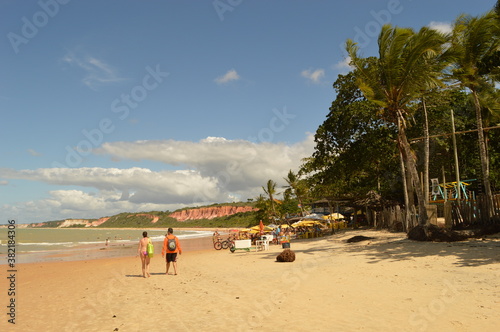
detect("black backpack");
top-left (168, 237), bottom-right (177, 251)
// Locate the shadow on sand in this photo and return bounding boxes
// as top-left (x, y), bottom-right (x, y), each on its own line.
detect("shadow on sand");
top-left (253, 229), bottom-right (500, 268)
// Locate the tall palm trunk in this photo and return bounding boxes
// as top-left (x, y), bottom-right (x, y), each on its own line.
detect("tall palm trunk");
top-left (397, 112), bottom-right (429, 226)
top-left (422, 98), bottom-right (430, 202)
top-left (400, 148), bottom-right (410, 231)
top-left (472, 89), bottom-right (494, 214)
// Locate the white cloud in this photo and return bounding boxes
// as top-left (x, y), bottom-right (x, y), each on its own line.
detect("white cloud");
top-left (27, 149), bottom-right (42, 157)
top-left (0, 189), bottom-right (183, 223)
top-left (96, 135), bottom-right (315, 193)
top-left (0, 135), bottom-right (316, 223)
top-left (428, 21), bottom-right (453, 34)
top-left (62, 50), bottom-right (126, 89)
top-left (214, 69), bottom-right (240, 84)
top-left (301, 68), bottom-right (325, 84)
top-left (333, 57), bottom-right (353, 74)
top-left (0, 167), bottom-right (220, 204)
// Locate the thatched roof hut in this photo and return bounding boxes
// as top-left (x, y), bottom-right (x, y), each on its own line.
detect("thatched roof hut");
top-left (354, 190), bottom-right (399, 211)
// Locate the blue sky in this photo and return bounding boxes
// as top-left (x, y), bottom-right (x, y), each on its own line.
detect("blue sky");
top-left (0, 0), bottom-right (495, 224)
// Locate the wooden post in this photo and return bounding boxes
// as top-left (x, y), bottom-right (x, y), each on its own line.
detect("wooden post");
top-left (426, 204), bottom-right (438, 226)
top-left (451, 109), bottom-right (461, 199)
top-left (444, 201), bottom-right (453, 229)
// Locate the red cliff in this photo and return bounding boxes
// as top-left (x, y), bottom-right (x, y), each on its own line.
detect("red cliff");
top-left (169, 206), bottom-right (257, 222)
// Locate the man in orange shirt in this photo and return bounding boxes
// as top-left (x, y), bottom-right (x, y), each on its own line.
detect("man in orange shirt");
top-left (161, 228), bottom-right (182, 275)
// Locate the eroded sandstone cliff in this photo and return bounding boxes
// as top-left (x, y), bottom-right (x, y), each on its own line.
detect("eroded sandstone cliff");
top-left (59, 217), bottom-right (110, 228)
top-left (169, 206), bottom-right (257, 222)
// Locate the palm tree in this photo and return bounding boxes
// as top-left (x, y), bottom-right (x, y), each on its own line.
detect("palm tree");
top-left (346, 24), bottom-right (452, 226)
top-left (283, 169), bottom-right (308, 216)
top-left (450, 11), bottom-right (500, 207)
top-left (262, 179), bottom-right (279, 217)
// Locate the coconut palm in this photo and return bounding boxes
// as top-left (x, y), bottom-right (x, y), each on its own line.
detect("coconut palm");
top-left (450, 11), bottom-right (500, 206)
top-left (283, 169), bottom-right (308, 216)
top-left (346, 24), bottom-right (452, 226)
top-left (262, 179), bottom-right (279, 217)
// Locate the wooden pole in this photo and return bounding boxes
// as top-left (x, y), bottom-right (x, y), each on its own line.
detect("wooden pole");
top-left (442, 166), bottom-right (447, 202)
top-left (451, 109), bottom-right (461, 199)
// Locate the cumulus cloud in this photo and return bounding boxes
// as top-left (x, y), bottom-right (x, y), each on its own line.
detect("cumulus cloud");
top-left (428, 21), bottom-right (453, 34)
top-left (214, 69), bottom-right (240, 84)
top-left (96, 135), bottom-right (315, 193)
top-left (0, 189), bottom-right (185, 223)
top-left (0, 135), bottom-right (316, 223)
top-left (333, 57), bottom-right (353, 74)
top-left (62, 50), bottom-right (126, 89)
top-left (301, 68), bottom-right (325, 84)
top-left (0, 167), bottom-right (221, 204)
top-left (27, 149), bottom-right (42, 157)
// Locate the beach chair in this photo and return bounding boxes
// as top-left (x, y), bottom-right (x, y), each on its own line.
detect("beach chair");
top-left (259, 235), bottom-right (272, 250)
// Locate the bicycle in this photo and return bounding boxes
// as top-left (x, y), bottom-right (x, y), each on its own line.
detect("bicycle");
top-left (222, 238), bottom-right (235, 250)
top-left (213, 236), bottom-right (235, 250)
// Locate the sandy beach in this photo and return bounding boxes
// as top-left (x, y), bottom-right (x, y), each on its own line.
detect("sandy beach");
top-left (1, 229), bottom-right (499, 332)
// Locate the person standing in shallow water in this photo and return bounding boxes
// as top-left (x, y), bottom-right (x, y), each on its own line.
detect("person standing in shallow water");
top-left (162, 228), bottom-right (182, 275)
top-left (138, 231), bottom-right (151, 278)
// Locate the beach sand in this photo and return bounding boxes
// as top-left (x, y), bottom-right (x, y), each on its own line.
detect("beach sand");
top-left (1, 229), bottom-right (499, 332)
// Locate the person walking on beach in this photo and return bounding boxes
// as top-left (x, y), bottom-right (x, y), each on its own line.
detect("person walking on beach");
top-left (162, 228), bottom-right (182, 275)
top-left (138, 231), bottom-right (151, 278)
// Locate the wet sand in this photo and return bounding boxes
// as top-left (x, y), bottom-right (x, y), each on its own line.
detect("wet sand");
top-left (14, 231), bottom-right (217, 264)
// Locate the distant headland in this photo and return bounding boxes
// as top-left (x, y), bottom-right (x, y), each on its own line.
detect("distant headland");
top-left (19, 203), bottom-right (259, 229)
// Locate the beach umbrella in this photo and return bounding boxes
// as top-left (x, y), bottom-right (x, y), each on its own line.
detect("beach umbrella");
top-left (251, 224), bottom-right (274, 232)
top-left (297, 220), bottom-right (323, 227)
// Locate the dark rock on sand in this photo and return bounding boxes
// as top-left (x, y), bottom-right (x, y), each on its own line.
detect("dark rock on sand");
top-left (408, 223), bottom-right (500, 242)
top-left (346, 235), bottom-right (374, 243)
top-left (276, 249), bottom-right (296, 262)
top-left (408, 224), bottom-right (467, 242)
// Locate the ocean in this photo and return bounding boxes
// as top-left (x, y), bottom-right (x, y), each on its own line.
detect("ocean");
top-left (0, 228), bottom-right (213, 264)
